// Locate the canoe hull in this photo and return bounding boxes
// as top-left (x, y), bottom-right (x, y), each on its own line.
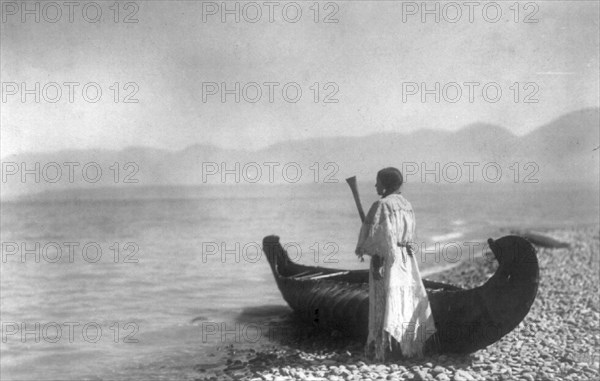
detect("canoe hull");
top-left (263, 235), bottom-right (539, 354)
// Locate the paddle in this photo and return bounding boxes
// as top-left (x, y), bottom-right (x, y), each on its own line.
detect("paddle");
top-left (346, 176), bottom-right (366, 223)
top-left (347, 176), bottom-right (373, 265)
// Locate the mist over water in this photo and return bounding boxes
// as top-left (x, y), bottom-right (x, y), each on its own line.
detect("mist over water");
top-left (1, 182), bottom-right (598, 380)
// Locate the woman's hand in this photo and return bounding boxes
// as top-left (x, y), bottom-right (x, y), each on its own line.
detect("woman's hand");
top-left (355, 248), bottom-right (371, 262)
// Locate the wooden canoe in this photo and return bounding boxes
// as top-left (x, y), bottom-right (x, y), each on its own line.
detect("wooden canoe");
top-left (262, 235), bottom-right (539, 354)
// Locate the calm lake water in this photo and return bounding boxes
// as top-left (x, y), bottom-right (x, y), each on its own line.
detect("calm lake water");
top-left (1, 182), bottom-right (598, 380)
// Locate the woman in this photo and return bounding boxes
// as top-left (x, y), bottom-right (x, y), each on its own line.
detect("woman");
top-left (355, 167), bottom-right (436, 361)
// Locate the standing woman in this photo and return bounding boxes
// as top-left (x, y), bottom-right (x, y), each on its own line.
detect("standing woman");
top-left (355, 167), bottom-right (436, 361)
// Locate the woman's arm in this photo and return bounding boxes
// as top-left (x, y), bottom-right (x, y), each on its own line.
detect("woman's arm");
top-left (355, 200), bottom-right (392, 259)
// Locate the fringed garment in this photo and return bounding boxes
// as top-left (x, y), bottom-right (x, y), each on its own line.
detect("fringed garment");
top-left (355, 193), bottom-right (436, 361)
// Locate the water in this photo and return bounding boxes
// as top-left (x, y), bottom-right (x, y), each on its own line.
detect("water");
top-left (1, 182), bottom-right (598, 380)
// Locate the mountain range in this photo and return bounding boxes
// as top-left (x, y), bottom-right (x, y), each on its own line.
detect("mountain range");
top-left (1, 108), bottom-right (598, 199)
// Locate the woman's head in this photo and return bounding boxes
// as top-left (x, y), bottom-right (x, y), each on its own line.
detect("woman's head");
top-left (376, 167), bottom-right (403, 197)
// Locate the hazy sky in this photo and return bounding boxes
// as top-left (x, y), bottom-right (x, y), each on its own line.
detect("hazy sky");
top-left (1, 0), bottom-right (599, 156)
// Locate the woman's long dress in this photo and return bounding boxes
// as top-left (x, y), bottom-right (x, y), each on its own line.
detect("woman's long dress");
top-left (355, 193), bottom-right (436, 360)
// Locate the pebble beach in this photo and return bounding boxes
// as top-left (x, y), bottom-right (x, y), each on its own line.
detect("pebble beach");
top-left (198, 226), bottom-right (599, 381)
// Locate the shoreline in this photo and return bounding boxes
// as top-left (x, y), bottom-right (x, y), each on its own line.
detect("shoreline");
top-left (421, 227), bottom-right (578, 277)
top-left (198, 225), bottom-right (599, 381)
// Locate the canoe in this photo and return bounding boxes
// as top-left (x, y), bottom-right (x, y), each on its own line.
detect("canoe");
top-left (262, 235), bottom-right (539, 354)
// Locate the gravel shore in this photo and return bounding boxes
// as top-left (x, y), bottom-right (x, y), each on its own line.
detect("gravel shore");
top-left (198, 226), bottom-right (599, 381)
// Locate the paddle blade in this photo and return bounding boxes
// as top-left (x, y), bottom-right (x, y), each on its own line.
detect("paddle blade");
top-left (346, 176), bottom-right (366, 222)
top-left (346, 176), bottom-right (357, 187)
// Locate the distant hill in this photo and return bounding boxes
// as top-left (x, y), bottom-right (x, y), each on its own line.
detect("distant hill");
top-left (1, 108), bottom-right (598, 200)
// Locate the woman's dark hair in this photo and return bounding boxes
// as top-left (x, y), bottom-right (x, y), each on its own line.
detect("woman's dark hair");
top-left (377, 167), bottom-right (403, 196)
